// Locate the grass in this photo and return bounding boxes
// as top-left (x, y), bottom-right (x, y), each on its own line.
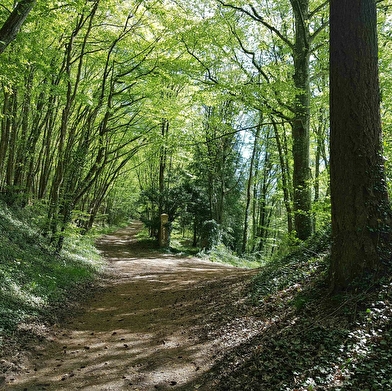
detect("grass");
top-left (168, 228), bottom-right (264, 267)
top-left (199, 243), bottom-right (263, 268)
top-left (0, 201), bottom-right (104, 349)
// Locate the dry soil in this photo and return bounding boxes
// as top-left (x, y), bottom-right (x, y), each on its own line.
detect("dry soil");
top-left (3, 222), bottom-right (258, 391)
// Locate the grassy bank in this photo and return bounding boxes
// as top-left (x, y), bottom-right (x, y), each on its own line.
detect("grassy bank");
top-left (0, 202), bottom-right (104, 352)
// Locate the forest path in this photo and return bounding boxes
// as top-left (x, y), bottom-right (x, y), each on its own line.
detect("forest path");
top-left (6, 222), bottom-right (258, 390)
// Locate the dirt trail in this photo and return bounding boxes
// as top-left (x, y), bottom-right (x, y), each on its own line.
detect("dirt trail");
top-left (4, 222), bottom-right (257, 391)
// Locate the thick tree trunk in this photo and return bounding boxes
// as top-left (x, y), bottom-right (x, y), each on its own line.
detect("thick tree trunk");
top-left (330, 0), bottom-right (392, 290)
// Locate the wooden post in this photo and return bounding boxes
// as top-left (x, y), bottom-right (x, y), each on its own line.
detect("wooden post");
top-left (159, 213), bottom-right (169, 247)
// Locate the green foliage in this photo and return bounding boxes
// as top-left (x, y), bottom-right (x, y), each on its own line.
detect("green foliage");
top-left (0, 0), bottom-right (333, 254)
top-left (103, 180), bottom-right (140, 227)
top-left (0, 202), bottom-right (103, 341)
top-left (138, 181), bottom-right (193, 237)
top-left (200, 219), bottom-right (220, 250)
top-left (312, 197), bottom-right (331, 231)
top-left (0, 0), bottom-right (390, 264)
top-left (199, 242), bottom-right (261, 269)
top-left (251, 225), bottom-right (331, 301)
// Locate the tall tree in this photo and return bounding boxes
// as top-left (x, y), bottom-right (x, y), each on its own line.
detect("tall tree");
top-left (290, 0), bottom-right (312, 240)
top-left (242, 117), bottom-right (261, 253)
top-left (330, 0), bottom-right (392, 290)
top-left (217, 0), bottom-right (328, 240)
top-left (0, 1), bottom-right (162, 243)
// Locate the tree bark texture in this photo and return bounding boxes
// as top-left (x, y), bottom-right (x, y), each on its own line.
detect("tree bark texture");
top-left (291, 0), bottom-right (313, 240)
top-left (330, 0), bottom-right (392, 290)
top-left (0, 0), bottom-right (36, 54)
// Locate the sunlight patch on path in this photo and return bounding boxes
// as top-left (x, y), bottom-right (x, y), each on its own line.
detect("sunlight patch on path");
top-left (5, 222), bottom-right (256, 390)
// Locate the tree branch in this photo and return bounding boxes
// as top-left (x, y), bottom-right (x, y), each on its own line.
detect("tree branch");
top-left (226, 21), bottom-right (271, 83)
top-left (217, 0), bottom-right (294, 49)
top-left (310, 19), bottom-right (329, 43)
top-left (309, 0), bottom-right (329, 19)
top-left (182, 39), bottom-right (219, 84)
top-left (248, 3), bottom-right (294, 49)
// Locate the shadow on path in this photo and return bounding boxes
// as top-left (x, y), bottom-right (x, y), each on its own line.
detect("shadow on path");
top-left (5, 222), bottom-right (256, 391)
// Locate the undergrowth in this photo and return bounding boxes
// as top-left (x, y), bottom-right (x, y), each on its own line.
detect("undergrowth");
top-left (251, 225), bottom-right (331, 300)
top-left (0, 201), bottom-right (104, 349)
top-left (199, 243), bottom-right (263, 269)
top-left (199, 225), bottom-right (392, 391)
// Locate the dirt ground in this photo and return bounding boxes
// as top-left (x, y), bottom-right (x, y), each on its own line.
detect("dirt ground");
top-left (3, 222), bottom-right (258, 391)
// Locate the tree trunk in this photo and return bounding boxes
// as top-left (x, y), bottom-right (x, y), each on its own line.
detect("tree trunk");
top-left (242, 121), bottom-right (261, 253)
top-left (158, 118), bottom-right (169, 241)
top-left (257, 165), bottom-right (269, 252)
top-left (330, 0), bottom-right (392, 290)
top-left (159, 118), bottom-right (169, 215)
top-left (0, 0), bottom-right (36, 54)
top-left (0, 89), bottom-right (12, 189)
top-left (291, 0), bottom-right (313, 240)
top-left (272, 119), bottom-right (293, 234)
top-left (5, 89), bottom-right (18, 189)
top-left (14, 69), bottom-right (34, 192)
